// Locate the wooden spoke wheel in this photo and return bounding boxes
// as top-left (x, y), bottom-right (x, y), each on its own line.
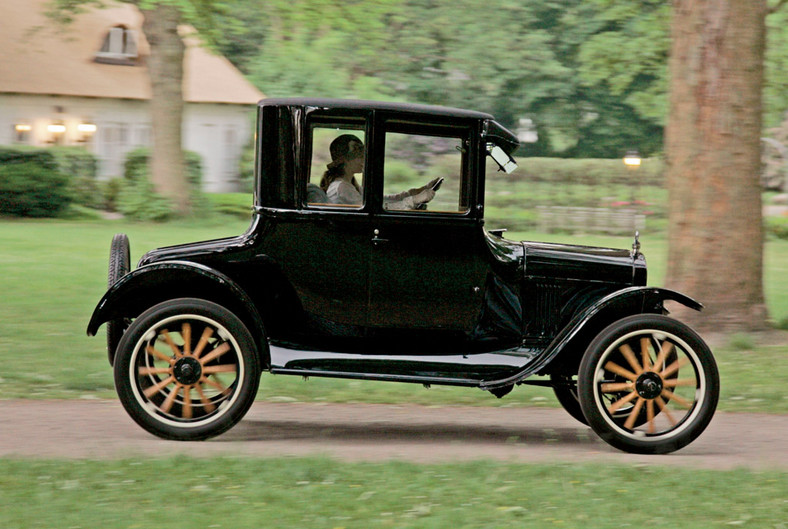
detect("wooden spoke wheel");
top-left (106, 233), bottom-right (130, 366)
top-left (578, 314), bottom-right (719, 454)
top-left (114, 298), bottom-right (260, 440)
top-left (551, 358), bottom-right (678, 428)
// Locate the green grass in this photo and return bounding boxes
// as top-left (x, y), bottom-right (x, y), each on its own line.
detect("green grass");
top-left (1, 218), bottom-right (787, 413)
top-left (0, 457), bottom-right (785, 528)
top-left (0, 217), bottom-right (250, 399)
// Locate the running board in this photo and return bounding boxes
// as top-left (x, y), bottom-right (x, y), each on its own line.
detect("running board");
top-left (268, 344), bottom-right (542, 388)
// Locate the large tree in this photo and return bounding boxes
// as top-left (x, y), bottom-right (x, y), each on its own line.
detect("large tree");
top-left (664, 0), bottom-right (784, 331)
top-left (140, 2), bottom-right (187, 214)
top-left (48, 0), bottom-right (225, 215)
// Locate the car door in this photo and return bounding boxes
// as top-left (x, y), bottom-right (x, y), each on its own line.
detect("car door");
top-left (367, 121), bottom-right (488, 331)
top-left (281, 117), bottom-right (373, 332)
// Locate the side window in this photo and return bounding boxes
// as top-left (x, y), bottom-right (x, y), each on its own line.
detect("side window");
top-left (383, 131), bottom-right (469, 213)
top-left (307, 125), bottom-right (366, 209)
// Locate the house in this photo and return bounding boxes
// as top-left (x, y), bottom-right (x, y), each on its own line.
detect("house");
top-left (0, 0), bottom-right (264, 192)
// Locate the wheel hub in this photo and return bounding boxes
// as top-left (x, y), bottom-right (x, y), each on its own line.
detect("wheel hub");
top-left (173, 356), bottom-right (202, 385)
top-left (635, 372), bottom-right (664, 400)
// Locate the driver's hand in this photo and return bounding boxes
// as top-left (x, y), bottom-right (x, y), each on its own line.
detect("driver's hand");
top-left (412, 188), bottom-right (435, 205)
top-left (424, 177), bottom-right (442, 190)
top-left (408, 178), bottom-right (440, 204)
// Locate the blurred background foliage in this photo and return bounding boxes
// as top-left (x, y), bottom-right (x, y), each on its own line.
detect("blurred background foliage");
top-left (206, 0), bottom-right (788, 159)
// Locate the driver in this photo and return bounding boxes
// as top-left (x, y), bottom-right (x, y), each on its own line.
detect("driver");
top-left (320, 134), bottom-right (440, 210)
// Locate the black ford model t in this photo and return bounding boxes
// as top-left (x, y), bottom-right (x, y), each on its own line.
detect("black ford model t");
top-left (88, 98), bottom-right (719, 454)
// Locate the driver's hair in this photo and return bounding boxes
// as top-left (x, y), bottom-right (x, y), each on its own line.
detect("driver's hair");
top-left (320, 134), bottom-right (363, 192)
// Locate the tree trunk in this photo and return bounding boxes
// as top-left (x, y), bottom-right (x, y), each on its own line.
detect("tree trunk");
top-left (141, 4), bottom-right (190, 215)
top-left (664, 0), bottom-right (768, 332)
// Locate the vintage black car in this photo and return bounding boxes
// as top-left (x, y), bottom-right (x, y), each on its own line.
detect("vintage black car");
top-left (88, 98), bottom-right (719, 454)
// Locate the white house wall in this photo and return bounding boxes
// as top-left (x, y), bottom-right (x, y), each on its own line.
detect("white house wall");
top-left (183, 104), bottom-right (255, 193)
top-left (1, 93), bottom-right (255, 192)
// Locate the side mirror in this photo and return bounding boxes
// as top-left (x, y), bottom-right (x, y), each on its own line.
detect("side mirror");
top-left (487, 144), bottom-right (518, 174)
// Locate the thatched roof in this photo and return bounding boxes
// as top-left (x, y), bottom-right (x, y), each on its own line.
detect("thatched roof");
top-left (0, 0), bottom-right (264, 104)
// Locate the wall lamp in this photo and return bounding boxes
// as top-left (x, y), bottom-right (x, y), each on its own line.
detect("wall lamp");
top-left (78, 122), bottom-right (97, 142)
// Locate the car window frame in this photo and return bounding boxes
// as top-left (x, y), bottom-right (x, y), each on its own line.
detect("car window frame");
top-left (376, 119), bottom-right (474, 218)
top-left (301, 111), bottom-right (371, 213)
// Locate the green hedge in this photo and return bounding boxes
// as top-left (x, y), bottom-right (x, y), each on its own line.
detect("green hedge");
top-left (51, 147), bottom-right (101, 209)
top-left (512, 157), bottom-right (664, 186)
top-left (0, 147), bottom-right (79, 217)
top-left (118, 147), bottom-right (207, 221)
top-left (0, 160), bottom-right (71, 217)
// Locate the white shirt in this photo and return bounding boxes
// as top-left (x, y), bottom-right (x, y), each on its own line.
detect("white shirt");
top-left (326, 179), bottom-right (419, 210)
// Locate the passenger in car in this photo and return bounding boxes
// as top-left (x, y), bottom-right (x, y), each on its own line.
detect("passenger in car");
top-left (320, 134), bottom-right (439, 210)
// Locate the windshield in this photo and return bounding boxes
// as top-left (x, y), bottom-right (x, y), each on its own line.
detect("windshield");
top-left (487, 143), bottom-right (518, 173)
top-left (484, 120), bottom-right (519, 173)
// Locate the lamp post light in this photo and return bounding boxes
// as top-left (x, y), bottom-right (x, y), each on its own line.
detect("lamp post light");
top-left (622, 150), bottom-right (642, 230)
top-left (623, 149), bottom-right (641, 204)
top-left (623, 150), bottom-right (642, 169)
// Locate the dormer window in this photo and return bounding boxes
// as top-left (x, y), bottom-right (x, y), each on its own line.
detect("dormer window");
top-left (95, 26), bottom-right (138, 65)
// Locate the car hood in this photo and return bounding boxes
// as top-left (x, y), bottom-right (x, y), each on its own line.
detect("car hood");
top-left (522, 241), bottom-right (646, 285)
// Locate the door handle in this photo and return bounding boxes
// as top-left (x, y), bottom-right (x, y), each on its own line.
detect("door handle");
top-left (371, 229), bottom-right (389, 246)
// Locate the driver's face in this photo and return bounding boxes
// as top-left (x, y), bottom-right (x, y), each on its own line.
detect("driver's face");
top-left (346, 141), bottom-right (364, 172)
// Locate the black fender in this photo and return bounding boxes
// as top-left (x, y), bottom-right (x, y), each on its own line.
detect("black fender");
top-left (86, 261), bottom-right (269, 366)
top-left (480, 287), bottom-right (702, 390)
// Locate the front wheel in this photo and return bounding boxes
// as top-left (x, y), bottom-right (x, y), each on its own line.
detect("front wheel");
top-left (578, 314), bottom-right (719, 454)
top-left (114, 298), bottom-right (261, 440)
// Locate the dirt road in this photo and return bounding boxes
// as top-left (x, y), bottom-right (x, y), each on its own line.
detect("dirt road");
top-left (2, 400), bottom-right (786, 470)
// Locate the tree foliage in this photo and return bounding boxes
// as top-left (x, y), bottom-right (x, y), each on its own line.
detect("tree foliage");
top-left (211, 0), bottom-right (788, 158)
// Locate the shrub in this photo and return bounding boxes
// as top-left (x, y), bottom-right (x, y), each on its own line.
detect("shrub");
top-left (0, 146), bottom-right (100, 212)
top-left (124, 147), bottom-right (203, 188)
top-left (765, 216), bottom-right (788, 240)
top-left (238, 140), bottom-right (256, 193)
top-left (116, 176), bottom-right (173, 222)
top-left (0, 160), bottom-right (72, 217)
top-left (101, 178), bottom-right (125, 212)
top-left (120, 147), bottom-right (208, 220)
top-left (207, 193), bottom-right (253, 219)
top-left (51, 147), bottom-right (101, 209)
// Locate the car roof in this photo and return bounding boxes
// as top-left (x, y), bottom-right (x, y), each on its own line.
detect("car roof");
top-left (258, 97), bottom-right (494, 120)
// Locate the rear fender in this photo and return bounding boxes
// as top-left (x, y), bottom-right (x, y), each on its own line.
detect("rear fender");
top-left (481, 287), bottom-right (702, 389)
top-left (86, 261), bottom-right (268, 366)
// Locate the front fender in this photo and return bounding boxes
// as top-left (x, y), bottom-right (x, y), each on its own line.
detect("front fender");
top-left (86, 261), bottom-right (266, 350)
top-left (480, 287), bottom-right (702, 389)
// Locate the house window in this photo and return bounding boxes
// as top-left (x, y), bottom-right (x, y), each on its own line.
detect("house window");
top-left (95, 26), bottom-right (138, 65)
top-left (13, 124), bottom-right (32, 144)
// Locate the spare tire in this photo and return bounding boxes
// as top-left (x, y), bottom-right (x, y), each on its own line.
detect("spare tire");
top-left (107, 233), bottom-right (130, 365)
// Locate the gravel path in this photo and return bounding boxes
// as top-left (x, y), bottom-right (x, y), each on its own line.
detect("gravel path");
top-left (2, 400), bottom-right (787, 470)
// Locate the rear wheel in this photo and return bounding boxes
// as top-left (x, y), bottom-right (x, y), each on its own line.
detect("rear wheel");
top-left (107, 233), bottom-right (130, 365)
top-left (114, 298), bottom-right (260, 440)
top-left (551, 374), bottom-right (587, 425)
top-left (578, 314), bottom-right (719, 454)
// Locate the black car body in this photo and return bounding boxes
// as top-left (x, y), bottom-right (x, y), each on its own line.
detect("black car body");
top-left (88, 98), bottom-right (719, 453)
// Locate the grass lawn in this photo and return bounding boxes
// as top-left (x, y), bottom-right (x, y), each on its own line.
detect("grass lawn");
top-left (1, 218), bottom-right (786, 413)
top-left (0, 457), bottom-right (785, 528)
